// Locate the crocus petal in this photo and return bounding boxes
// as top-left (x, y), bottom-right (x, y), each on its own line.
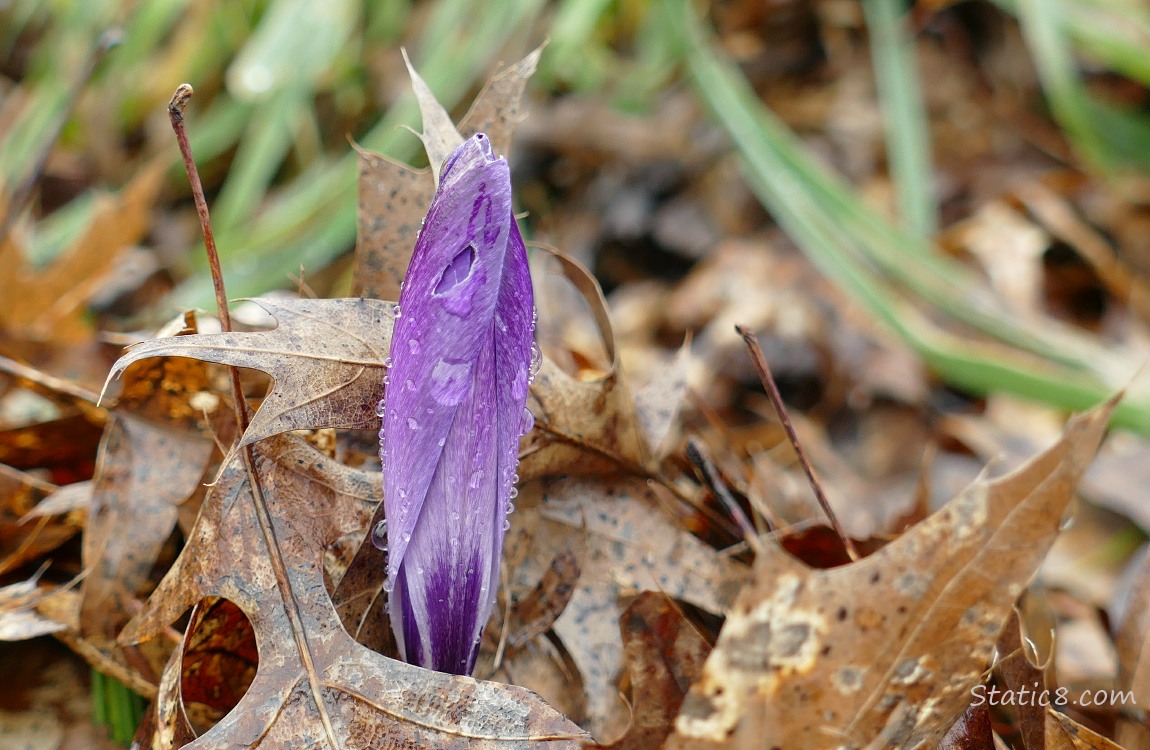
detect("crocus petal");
top-left (381, 133), bottom-right (534, 674)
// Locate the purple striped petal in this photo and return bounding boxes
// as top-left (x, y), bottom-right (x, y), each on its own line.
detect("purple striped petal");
top-left (379, 133), bottom-right (534, 674)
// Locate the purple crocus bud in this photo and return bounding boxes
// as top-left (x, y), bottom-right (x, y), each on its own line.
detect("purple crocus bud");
top-left (377, 133), bottom-right (535, 675)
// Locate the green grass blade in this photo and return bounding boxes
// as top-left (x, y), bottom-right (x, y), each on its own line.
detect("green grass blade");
top-left (863, 0), bottom-right (936, 239)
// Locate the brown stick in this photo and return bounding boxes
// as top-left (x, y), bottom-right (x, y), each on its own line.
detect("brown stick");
top-left (167, 86), bottom-right (340, 747)
top-left (736, 325), bottom-right (859, 561)
top-left (686, 438), bottom-right (763, 552)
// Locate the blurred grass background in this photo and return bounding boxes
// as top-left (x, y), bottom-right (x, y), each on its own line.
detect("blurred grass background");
top-left (4, 0), bottom-right (1149, 430)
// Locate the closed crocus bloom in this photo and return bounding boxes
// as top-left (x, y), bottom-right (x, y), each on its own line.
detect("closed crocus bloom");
top-left (378, 133), bottom-right (535, 675)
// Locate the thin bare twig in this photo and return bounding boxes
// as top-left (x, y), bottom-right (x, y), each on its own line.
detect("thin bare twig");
top-left (736, 325), bottom-right (859, 561)
top-left (168, 85), bottom-right (340, 748)
top-left (686, 438), bottom-right (763, 552)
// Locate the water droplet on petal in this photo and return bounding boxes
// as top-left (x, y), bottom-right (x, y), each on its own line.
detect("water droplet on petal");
top-left (505, 502), bottom-right (514, 514)
top-left (438, 437), bottom-right (446, 447)
top-left (407, 339), bottom-right (420, 355)
top-left (403, 533), bottom-right (411, 543)
top-left (519, 407), bottom-right (534, 435)
top-left (509, 487), bottom-right (518, 499)
top-left (430, 359), bottom-right (473, 405)
top-left (382, 373), bottom-right (390, 385)
top-left (404, 378), bottom-right (415, 391)
top-left (528, 343), bottom-right (542, 383)
top-left (393, 304), bottom-right (402, 319)
top-left (383, 578), bottom-right (395, 593)
top-left (502, 519), bottom-right (511, 531)
top-left (371, 520), bottom-right (388, 551)
top-left (468, 469), bottom-right (484, 489)
top-left (375, 399), bottom-right (386, 418)
top-left (407, 417), bottom-right (419, 430)
top-left (383, 355), bottom-right (394, 368)
top-left (530, 306), bottom-right (538, 332)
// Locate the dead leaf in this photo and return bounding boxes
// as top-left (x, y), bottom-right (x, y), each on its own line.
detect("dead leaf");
top-left (0, 575), bottom-right (67, 640)
top-left (106, 297), bottom-right (395, 449)
top-left (994, 607), bottom-right (1049, 750)
top-left (122, 434), bottom-right (584, 748)
top-left (352, 47), bottom-right (541, 301)
top-left (1046, 709), bottom-right (1124, 750)
top-left (592, 593), bottom-right (711, 750)
top-left (632, 340), bottom-right (691, 462)
top-left (1116, 550), bottom-right (1150, 749)
top-left (0, 158), bottom-right (164, 342)
top-left (81, 321), bottom-right (219, 639)
top-left (533, 476), bottom-right (746, 741)
top-left (0, 464), bottom-right (81, 575)
top-left (937, 702), bottom-right (994, 750)
top-left (667, 398), bottom-right (1114, 749)
top-left (520, 250), bottom-right (649, 480)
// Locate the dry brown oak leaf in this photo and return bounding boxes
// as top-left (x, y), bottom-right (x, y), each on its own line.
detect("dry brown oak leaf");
top-left (119, 433), bottom-right (584, 749)
top-left (667, 397), bottom-right (1115, 750)
top-left (107, 297), bottom-right (394, 449)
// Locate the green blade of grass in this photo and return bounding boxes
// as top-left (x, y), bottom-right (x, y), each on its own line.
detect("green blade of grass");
top-left (863, 0), bottom-right (936, 239)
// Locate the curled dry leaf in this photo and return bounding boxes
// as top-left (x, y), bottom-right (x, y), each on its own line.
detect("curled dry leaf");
top-left (592, 592), bottom-right (711, 750)
top-left (667, 397), bottom-right (1114, 749)
top-left (520, 250), bottom-right (648, 480)
top-left (352, 47), bottom-right (541, 301)
top-left (1045, 710), bottom-right (1124, 750)
top-left (994, 606), bottom-right (1051, 750)
top-left (122, 434), bottom-right (584, 749)
top-left (535, 476), bottom-right (746, 740)
top-left (936, 702), bottom-right (994, 750)
top-left (106, 297), bottom-right (395, 449)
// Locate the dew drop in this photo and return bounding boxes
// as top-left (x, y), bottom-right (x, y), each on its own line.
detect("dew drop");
top-left (393, 304), bottom-right (402, 319)
top-left (383, 355), bottom-right (394, 368)
top-left (382, 373), bottom-right (390, 385)
top-left (407, 339), bottom-right (420, 355)
top-left (430, 359), bottom-right (473, 405)
top-left (502, 519), bottom-right (511, 531)
top-left (371, 520), bottom-right (388, 551)
top-left (505, 502), bottom-right (514, 514)
top-left (375, 399), bottom-right (386, 418)
top-left (438, 437), bottom-right (446, 447)
top-left (450, 537), bottom-right (460, 547)
top-left (403, 533), bottom-right (411, 543)
top-left (407, 417), bottom-right (420, 430)
top-left (528, 343), bottom-right (542, 383)
top-left (509, 487), bottom-right (518, 499)
top-left (512, 473), bottom-right (519, 483)
top-left (383, 578), bottom-right (395, 593)
top-left (530, 306), bottom-right (538, 332)
top-left (450, 511), bottom-right (460, 522)
top-left (468, 469), bottom-right (484, 489)
top-left (404, 378), bottom-right (415, 391)
top-left (519, 407), bottom-right (534, 435)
